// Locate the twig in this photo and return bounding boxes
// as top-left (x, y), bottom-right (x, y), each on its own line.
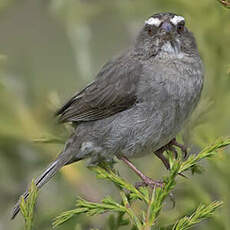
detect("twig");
top-left (218, 0), bottom-right (230, 8)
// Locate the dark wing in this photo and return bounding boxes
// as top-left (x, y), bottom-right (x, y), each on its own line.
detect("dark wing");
top-left (56, 57), bottom-right (142, 123)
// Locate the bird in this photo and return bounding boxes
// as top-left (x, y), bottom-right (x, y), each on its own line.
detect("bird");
top-left (11, 12), bottom-right (204, 219)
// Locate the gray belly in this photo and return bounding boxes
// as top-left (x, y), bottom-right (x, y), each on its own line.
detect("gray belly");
top-left (75, 72), bottom-right (203, 161)
top-left (84, 100), bottom-right (192, 159)
top-left (108, 80), bottom-right (202, 158)
top-left (115, 101), bottom-right (186, 158)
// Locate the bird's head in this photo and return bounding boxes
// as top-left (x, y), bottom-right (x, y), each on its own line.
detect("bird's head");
top-left (135, 12), bottom-right (198, 58)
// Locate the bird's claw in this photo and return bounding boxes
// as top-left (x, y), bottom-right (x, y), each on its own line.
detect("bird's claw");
top-left (169, 138), bottom-right (188, 159)
top-left (135, 176), bottom-right (164, 189)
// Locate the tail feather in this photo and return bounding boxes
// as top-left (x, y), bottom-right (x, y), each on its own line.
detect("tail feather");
top-left (11, 160), bottom-right (59, 219)
top-left (11, 151), bottom-right (81, 219)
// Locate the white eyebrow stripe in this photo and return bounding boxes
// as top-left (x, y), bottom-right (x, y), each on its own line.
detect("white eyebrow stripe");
top-left (145, 17), bottom-right (161, 27)
top-left (170, 15), bottom-right (185, 25)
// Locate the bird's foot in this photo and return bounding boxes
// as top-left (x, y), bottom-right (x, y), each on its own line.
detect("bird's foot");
top-left (158, 138), bottom-right (187, 159)
top-left (118, 156), bottom-right (164, 189)
top-left (169, 138), bottom-right (188, 159)
top-left (154, 139), bottom-right (188, 178)
top-left (135, 176), bottom-right (164, 189)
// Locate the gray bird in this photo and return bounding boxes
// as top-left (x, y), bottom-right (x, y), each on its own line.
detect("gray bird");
top-left (12, 12), bottom-right (204, 219)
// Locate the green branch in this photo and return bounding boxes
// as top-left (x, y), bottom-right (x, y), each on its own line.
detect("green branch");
top-left (179, 137), bottom-right (230, 173)
top-left (172, 201), bottom-right (223, 230)
top-left (19, 180), bottom-right (38, 230)
top-left (53, 138), bottom-right (230, 230)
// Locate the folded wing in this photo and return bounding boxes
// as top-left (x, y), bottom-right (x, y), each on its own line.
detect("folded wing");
top-left (56, 58), bottom-right (142, 123)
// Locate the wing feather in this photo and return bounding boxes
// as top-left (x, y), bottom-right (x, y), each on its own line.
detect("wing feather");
top-left (56, 57), bottom-right (142, 123)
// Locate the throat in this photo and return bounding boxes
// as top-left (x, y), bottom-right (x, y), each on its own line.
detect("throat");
top-left (160, 41), bottom-right (184, 59)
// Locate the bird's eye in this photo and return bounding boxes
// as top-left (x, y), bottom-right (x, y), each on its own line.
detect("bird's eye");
top-left (147, 28), bottom-right (153, 36)
top-left (177, 22), bottom-right (185, 33)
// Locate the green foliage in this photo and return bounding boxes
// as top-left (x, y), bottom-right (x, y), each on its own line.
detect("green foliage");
top-left (33, 135), bottom-right (65, 144)
top-left (179, 137), bottom-right (230, 173)
top-left (19, 181), bottom-right (38, 230)
top-left (53, 138), bottom-right (230, 230)
top-left (172, 201), bottom-right (223, 230)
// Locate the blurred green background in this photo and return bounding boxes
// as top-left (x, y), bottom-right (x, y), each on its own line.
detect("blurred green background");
top-left (0, 0), bottom-right (230, 229)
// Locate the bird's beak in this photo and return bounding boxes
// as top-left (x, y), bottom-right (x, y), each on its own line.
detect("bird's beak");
top-left (161, 21), bottom-right (173, 33)
top-left (159, 21), bottom-right (174, 40)
top-left (159, 22), bottom-right (181, 54)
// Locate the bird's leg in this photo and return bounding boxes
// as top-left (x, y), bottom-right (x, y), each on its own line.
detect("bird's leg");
top-left (154, 146), bottom-right (187, 178)
top-left (119, 156), bottom-right (163, 189)
top-left (168, 145), bottom-right (178, 159)
top-left (154, 148), bottom-right (170, 170)
top-left (156, 138), bottom-right (187, 160)
top-left (170, 138), bottom-right (188, 158)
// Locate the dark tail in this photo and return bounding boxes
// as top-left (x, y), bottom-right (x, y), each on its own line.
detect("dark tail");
top-left (11, 151), bottom-right (81, 219)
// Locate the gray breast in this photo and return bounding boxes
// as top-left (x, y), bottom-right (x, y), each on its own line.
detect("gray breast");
top-left (76, 56), bottom-right (203, 160)
top-left (119, 57), bottom-right (203, 157)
